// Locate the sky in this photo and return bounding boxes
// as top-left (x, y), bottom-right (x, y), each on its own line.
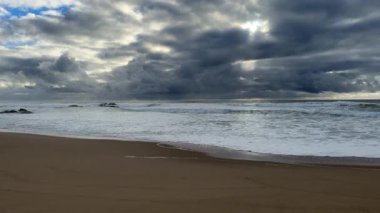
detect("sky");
top-left (0, 0), bottom-right (380, 100)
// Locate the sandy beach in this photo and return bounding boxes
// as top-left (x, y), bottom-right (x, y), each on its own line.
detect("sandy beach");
top-left (0, 132), bottom-right (380, 213)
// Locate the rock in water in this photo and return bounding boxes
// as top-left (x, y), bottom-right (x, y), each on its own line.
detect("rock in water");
top-left (99, 102), bottom-right (118, 108)
top-left (108, 103), bottom-right (118, 107)
top-left (0, 110), bottom-right (18, 113)
top-left (18, 108), bottom-right (33, 114)
top-left (0, 108), bottom-right (33, 114)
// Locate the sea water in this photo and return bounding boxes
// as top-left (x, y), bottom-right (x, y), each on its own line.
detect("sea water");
top-left (1, 100), bottom-right (380, 158)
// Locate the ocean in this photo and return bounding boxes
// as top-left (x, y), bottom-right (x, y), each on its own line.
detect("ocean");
top-left (1, 100), bottom-right (380, 158)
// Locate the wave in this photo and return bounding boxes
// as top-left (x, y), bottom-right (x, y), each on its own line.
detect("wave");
top-left (356, 103), bottom-right (380, 110)
top-left (2, 100), bottom-right (380, 118)
top-left (1, 100), bottom-right (380, 158)
top-left (115, 101), bottom-right (380, 118)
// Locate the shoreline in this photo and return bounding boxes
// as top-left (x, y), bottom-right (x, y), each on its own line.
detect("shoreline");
top-left (1, 132), bottom-right (380, 212)
top-left (1, 130), bottom-right (380, 167)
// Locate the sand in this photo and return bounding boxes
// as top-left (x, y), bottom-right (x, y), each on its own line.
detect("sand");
top-left (0, 132), bottom-right (380, 213)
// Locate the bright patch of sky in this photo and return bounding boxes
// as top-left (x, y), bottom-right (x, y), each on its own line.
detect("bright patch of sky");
top-left (1, 40), bottom-right (36, 49)
top-left (0, 5), bottom-right (71, 19)
top-left (0, 6), bottom-right (9, 16)
top-left (0, 0), bottom-right (76, 8)
top-left (0, 2), bottom-right (73, 48)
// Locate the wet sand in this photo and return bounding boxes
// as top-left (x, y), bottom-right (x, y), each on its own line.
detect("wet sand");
top-left (0, 132), bottom-right (380, 213)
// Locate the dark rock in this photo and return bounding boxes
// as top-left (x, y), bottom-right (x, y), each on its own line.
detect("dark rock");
top-left (18, 108), bottom-right (33, 114)
top-left (0, 110), bottom-right (18, 113)
top-left (0, 108), bottom-right (33, 114)
top-left (99, 102), bottom-right (118, 108)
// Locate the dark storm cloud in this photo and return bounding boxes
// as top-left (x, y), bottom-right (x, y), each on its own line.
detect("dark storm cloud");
top-left (100, 27), bottom-right (252, 98)
top-left (101, 0), bottom-right (380, 98)
top-left (245, 55), bottom-right (380, 95)
top-left (0, 54), bottom-right (94, 93)
top-left (1, 0), bottom-right (380, 99)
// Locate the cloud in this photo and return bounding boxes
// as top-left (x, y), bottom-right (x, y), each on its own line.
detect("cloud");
top-left (0, 0), bottom-right (77, 8)
top-left (0, 6), bottom-right (9, 16)
top-left (0, 0), bottom-right (380, 99)
top-left (0, 53), bottom-right (95, 99)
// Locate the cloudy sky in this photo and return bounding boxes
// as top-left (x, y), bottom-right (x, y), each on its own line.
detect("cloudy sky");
top-left (1, 0), bottom-right (380, 100)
